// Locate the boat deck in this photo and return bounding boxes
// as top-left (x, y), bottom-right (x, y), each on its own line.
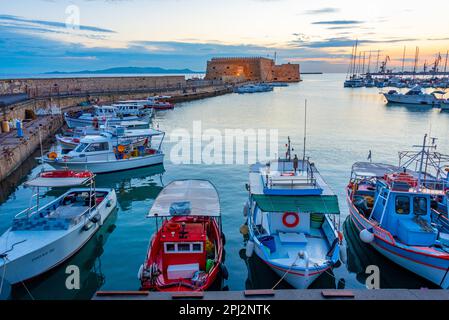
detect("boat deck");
top-left (267, 230), bottom-right (329, 267)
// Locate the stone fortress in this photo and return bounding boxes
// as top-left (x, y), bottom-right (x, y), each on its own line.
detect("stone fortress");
top-left (204, 57), bottom-right (300, 83)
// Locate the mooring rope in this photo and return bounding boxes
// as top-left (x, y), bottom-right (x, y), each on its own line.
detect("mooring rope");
top-left (271, 253), bottom-right (300, 290)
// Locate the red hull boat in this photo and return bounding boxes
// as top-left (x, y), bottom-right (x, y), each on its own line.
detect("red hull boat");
top-left (139, 180), bottom-right (225, 292)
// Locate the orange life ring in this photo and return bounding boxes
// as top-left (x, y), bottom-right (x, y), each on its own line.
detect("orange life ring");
top-left (282, 212), bottom-right (300, 228)
top-left (48, 151), bottom-right (58, 160)
top-left (166, 222), bottom-right (181, 232)
top-left (117, 145), bottom-right (125, 153)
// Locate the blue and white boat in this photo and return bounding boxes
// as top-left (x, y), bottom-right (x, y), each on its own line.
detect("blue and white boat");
top-left (347, 160), bottom-right (449, 288)
top-left (245, 141), bottom-right (342, 288)
top-left (234, 83), bottom-right (274, 94)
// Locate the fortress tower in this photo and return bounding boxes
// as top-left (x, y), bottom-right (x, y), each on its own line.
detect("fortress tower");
top-left (205, 57), bottom-right (300, 83)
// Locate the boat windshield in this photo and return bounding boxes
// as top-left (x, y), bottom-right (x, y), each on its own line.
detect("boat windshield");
top-left (75, 143), bottom-right (88, 152)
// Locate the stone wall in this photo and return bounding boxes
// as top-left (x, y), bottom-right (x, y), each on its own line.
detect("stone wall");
top-left (0, 76), bottom-right (186, 97)
top-left (205, 57), bottom-right (300, 83)
top-left (272, 63), bottom-right (301, 82)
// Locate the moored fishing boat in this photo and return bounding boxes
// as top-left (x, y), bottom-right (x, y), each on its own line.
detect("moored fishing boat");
top-left (138, 180), bottom-right (225, 291)
top-left (64, 105), bottom-right (153, 128)
top-left (0, 169), bottom-right (117, 284)
top-left (245, 140), bottom-right (343, 289)
top-left (118, 96), bottom-right (175, 110)
top-left (42, 127), bottom-right (165, 173)
top-left (347, 159), bottom-right (449, 288)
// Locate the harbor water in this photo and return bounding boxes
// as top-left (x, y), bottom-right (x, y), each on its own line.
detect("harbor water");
top-left (2, 73), bottom-right (449, 299)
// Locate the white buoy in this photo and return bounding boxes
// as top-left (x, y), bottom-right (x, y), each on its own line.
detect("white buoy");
top-left (360, 229), bottom-right (374, 243)
top-left (246, 240), bottom-right (255, 257)
top-left (339, 240), bottom-right (348, 264)
top-left (137, 264), bottom-right (143, 280)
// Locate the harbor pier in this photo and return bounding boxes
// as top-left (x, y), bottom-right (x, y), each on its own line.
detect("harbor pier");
top-left (93, 289), bottom-right (449, 300)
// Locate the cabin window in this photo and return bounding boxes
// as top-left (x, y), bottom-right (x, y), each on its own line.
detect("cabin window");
top-left (413, 197), bottom-right (427, 215)
top-left (165, 243), bottom-right (175, 252)
top-left (86, 142), bottom-right (109, 152)
top-left (395, 196), bottom-right (410, 214)
top-left (75, 143), bottom-right (88, 152)
top-left (192, 243), bottom-right (202, 252)
top-left (177, 243), bottom-right (191, 252)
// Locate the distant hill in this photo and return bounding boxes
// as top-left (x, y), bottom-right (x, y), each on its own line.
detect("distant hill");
top-left (45, 66), bottom-right (203, 74)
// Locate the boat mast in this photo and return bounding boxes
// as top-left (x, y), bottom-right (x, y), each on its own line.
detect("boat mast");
top-left (444, 50), bottom-right (448, 73)
top-left (401, 46), bottom-right (406, 75)
top-left (302, 99), bottom-right (307, 169)
top-left (347, 44), bottom-right (355, 79)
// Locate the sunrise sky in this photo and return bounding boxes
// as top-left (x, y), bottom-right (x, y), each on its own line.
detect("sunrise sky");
top-left (1, 0), bottom-right (449, 74)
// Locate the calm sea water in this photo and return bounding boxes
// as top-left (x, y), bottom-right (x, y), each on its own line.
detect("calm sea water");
top-left (2, 73), bottom-right (449, 299)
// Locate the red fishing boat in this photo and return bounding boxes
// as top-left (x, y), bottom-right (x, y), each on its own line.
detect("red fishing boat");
top-left (138, 180), bottom-right (226, 291)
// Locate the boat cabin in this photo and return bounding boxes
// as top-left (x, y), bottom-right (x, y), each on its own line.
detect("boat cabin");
top-left (158, 217), bottom-right (210, 281)
top-left (142, 180), bottom-right (223, 290)
top-left (350, 163), bottom-right (438, 246)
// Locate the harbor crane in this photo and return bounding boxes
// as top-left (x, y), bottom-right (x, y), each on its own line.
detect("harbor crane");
top-left (379, 55), bottom-right (390, 74)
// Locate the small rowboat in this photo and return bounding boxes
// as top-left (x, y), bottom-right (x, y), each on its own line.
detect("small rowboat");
top-left (139, 180), bottom-right (226, 291)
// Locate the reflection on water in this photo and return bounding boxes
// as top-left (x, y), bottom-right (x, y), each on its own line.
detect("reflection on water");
top-left (343, 217), bottom-right (437, 289)
top-left (10, 209), bottom-right (118, 300)
top-left (95, 165), bottom-right (165, 210)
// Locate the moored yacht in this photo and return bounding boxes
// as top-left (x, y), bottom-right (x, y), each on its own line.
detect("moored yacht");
top-left (382, 86), bottom-right (442, 105)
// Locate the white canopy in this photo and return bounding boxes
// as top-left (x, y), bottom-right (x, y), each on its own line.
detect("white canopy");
top-left (148, 180), bottom-right (220, 217)
top-left (25, 176), bottom-right (91, 187)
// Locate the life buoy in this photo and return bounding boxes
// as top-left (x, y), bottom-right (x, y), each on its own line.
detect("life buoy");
top-left (282, 212), bottom-right (300, 228)
top-left (117, 145), bottom-right (125, 153)
top-left (48, 151), bottom-right (58, 160)
top-left (166, 222), bottom-right (180, 232)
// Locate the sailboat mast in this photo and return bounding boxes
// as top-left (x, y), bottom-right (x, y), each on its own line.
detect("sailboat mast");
top-left (444, 50), bottom-right (448, 73)
top-left (302, 99), bottom-right (307, 165)
top-left (401, 46), bottom-right (406, 74)
top-left (417, 134), bottom-right (427, 192)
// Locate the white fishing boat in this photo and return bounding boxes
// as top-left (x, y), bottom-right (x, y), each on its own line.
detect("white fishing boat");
top-left (118, 96), bottom-right (175, 110)
top-left (55, 120), bottom-right (150, 150)
top-left (0, 170), bottom-right (117, 284)
top-left (382, 86), bottom-right (442, 105)
top-left (245, 139), bottom-right (342, 288)
top-left (64, 105), bottom-right (153, 128)
top-left (42, 127), bottom-right (165, 173)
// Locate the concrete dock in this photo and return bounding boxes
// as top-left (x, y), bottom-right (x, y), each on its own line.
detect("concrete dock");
top-left (93, 289), bottom-right (449, 300)
top-left (0, 115), bottom-right (63, 182)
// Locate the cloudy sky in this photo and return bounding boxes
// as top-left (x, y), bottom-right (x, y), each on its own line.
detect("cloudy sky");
top-left (1, 0), bottom-right (449, 75)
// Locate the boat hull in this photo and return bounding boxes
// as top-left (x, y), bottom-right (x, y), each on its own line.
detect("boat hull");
top-left (252, 242), bottom-right (327, 289)
top-left (64, 113), bottom-right (151, 128)
top-left (45, 153), bottom-right (164, 174)
top-left (0, 190), bottom-right (117, 284)
top-left (347, 193), bottom-right (449, 288)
